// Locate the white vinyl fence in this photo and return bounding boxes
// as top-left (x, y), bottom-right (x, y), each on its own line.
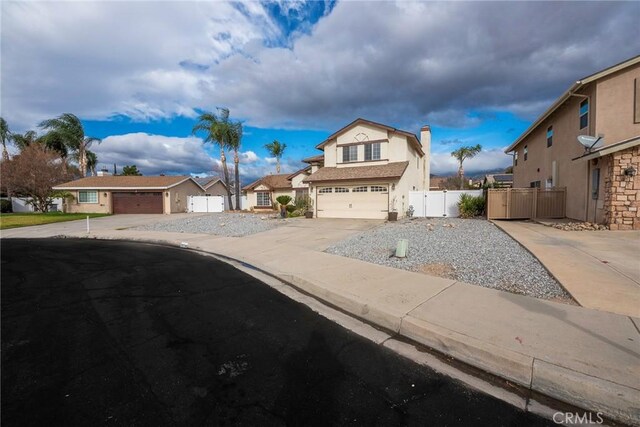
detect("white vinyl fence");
top-left (188, 195), bottom-right (225, 213)
top-left (409, 190), bottom-right (483, 218)
top-left (1, 197), bottom-right (63, 212)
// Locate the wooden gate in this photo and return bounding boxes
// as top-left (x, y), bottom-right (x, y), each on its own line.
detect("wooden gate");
top-left (487, 188), bottom-right (565, 220)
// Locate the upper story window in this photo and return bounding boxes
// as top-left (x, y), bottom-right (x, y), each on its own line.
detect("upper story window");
top-left (364, 142), bottom-right (381, 161)
top-left (547, 126), bottom-right (553, 148)
top-left (342, 145), bottom-right (357, 163)
top-left (524, 145), bottom-right (528, 161)
top-left (78, 190), bottom-right (98, 203)
top-left (514, 151), bottom-right (518, 166)
top-left (579, 99), bottom-right (589, 129)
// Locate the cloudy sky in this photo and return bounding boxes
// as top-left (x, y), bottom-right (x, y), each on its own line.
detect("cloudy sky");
top-left (2, 1), bottom-right (638, 181)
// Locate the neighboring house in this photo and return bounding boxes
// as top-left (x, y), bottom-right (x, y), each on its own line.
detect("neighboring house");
top-left (483, 174), bottom-right (513, 188)
top-left (242, 174), bottom-right (295, 210)
top-left (303, 118), bottom-right (430, 219)
top-left (53, 175), bottom-right (205, 214)
top-left (505, 56), bottom-right (640, 229)
top-left (193, 177), bottom-right (227, 197)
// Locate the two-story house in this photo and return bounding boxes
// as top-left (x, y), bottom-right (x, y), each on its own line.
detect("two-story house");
top-left (303, 118), bottom-right (430, 219)
top-left (505, 56), bottom-right (640, 229)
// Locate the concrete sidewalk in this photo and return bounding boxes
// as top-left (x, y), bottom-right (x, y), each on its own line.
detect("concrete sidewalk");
top-left (4, 221), bottom-right (640, 425)
top-left (493, 220), bottom-right (640, 318)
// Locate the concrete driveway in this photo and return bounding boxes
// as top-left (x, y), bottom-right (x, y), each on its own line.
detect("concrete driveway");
top-left (249, 218), bottom-right (383, 251)
top-left (494, 220), bottom-right (640, 317)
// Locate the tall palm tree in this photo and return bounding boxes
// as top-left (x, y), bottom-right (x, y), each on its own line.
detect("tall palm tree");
top-left (86, 150), bottom-right (98, 176)
top-left (39, 113), bottom-right (100, 177)
top-left (264, 140), bottom-right (286, 173)
top-left (227, 121), bottom-right (243, 210)
top-left (12, 130), bottom-right (41, 151)
top-left (451, 144), bottom-right (482, 190)
top-left (1, 117), bottom-right (11, 161)
top-left (192, 108), bottom-right (234, 209)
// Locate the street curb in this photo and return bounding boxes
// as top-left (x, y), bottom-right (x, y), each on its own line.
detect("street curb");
top-left (61, 234), bottom-right (640, 426)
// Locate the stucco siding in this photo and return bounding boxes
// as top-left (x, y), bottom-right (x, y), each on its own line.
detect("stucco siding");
top-left (64, 190), bottom-right (111, 214)
top-left (595, 64), bottom-right (640, 145)
top-left (169, 180), bottom-right (203, 213)
top-left (204, 181), bottom-right (227, 197)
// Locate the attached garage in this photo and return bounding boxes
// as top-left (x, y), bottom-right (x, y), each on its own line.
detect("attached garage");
top-left (112, 192), bottom-right (163, 214)
top-left (317, 184), bottom-right (389, 219)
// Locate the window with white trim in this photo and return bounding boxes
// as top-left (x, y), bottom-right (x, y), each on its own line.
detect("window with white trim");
top-left (256, 192), bottom-right (271, 206)
top-left (353, 186), bottom-right (368, 192)
top-left (370, 186), bottom-right (387, 192)
top-left (319, 187), bottom-right (332, 193)
top-left (334, 187), bottom-right (349, 193)
top-left (364, 142), bottom-right (381, 161)
top-left (547, 126), bottom-right (553, 148)
top-left (78, 190), bottom-right (98, 203)
top-left (342, 145), bottom-right (357, 162)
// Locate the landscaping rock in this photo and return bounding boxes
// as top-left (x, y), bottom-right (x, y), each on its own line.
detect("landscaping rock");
top-left (551, 222), bottom-right (608, 231)
top-left (134, 212), bottom-right (286, 237)
top-left (326, 218), bottom-right (572, 302)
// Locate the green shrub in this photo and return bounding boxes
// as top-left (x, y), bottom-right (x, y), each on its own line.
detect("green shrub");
top-left (285, 204), bottom-right (296, 213)
top-left (458, 194), bottom-right (485, 218)
top-left (276, 195), bottom-right (292, 206)
top-left (287, 211), bottom-right (301, 218)
top-left (0, 199), bottom-right (12, 213)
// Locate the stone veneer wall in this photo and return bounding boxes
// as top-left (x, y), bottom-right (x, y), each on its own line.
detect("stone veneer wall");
top-left (604, 145), bottom-right (640, 230)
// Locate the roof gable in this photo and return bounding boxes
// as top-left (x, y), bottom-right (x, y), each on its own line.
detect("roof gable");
top-left (242, 174), bottom-right (293, 191)
top-left (316, 118), bottom-right (424, 156)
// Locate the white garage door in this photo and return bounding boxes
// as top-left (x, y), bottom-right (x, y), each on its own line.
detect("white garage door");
top-left (317, 184), bottom-right (388, 219)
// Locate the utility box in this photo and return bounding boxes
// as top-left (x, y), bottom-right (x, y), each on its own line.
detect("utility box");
top-left (395, 239), bottom-right (408, 258)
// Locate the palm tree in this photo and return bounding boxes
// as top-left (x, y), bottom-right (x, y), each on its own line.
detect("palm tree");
top-left (12, 130), bottom-right (41, 151)
top-left (86, 150), bottom-right (98, 176)
top-left (227, 121), bottom-right (243, 210)
top-left (1, 117), bottom-right (11, 161)
top-left (192, 108), bottom-right (234, 209)
top-left (264, 140), bottom-right (286, 173)
top-left (39, 113), bottom-right (101, 177)
top-left (451, 144), bottom-right (482, 190)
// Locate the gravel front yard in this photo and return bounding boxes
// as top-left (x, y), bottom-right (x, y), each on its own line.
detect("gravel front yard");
top-left (326, 218), bottom-right (573, 302)
top-left (134, 212), bottom-right (287, 237)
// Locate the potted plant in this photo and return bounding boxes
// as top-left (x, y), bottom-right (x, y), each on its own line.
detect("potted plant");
top-left (388, 196), bottom-right (398, 221)
top-left (275, 195), bottom-right (292, 218)
top-left (304, 195), bottom-right (314, 218)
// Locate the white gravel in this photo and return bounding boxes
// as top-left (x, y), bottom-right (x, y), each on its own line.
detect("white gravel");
top-left (134, 212), bottom-right (287, 237)
top-left (326, 218), bottom-right (572, 302)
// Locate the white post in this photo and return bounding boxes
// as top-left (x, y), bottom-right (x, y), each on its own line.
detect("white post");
top-left (86, 215), bottom-right (90, 233)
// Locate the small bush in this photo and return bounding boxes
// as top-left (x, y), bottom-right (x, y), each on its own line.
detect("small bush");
top-left (285, 204), bottom-right (296, 213)
top-left (458, 194), bottom-right (485, 218)
top-left (0, 199), bottom-right (12, 213)
top-left (287, 211), bottom-right (301, 218)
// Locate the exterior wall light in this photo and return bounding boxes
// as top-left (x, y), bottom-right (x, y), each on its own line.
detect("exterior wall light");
top-left (624, 166), bottom-right (637, 177)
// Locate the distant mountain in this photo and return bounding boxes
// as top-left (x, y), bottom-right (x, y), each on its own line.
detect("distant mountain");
top-left (431, 168), bottom-right (510, 180)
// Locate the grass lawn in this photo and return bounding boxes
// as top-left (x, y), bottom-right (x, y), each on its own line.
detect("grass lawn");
top-left (0, 212), bottom-right (110, 230)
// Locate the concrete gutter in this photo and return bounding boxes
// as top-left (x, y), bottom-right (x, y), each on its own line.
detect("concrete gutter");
top-left (5, 227), bottom-right (640, 425)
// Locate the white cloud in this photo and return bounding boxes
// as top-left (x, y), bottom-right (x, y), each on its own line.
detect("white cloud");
top-left (2, 0), bottom-right (637, 134)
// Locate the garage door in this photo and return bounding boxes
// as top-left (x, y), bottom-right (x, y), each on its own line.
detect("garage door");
top-left (317, 185), bottom-right (388, 219)
top-left (112, 192), bottom-right (163, 214)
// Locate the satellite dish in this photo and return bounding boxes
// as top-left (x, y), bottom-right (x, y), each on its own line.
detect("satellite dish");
top-left (577, 135), bottom-right (604, 151)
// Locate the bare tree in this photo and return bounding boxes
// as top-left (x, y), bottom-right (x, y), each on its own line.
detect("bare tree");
top-left (1, 144), bottom-right (74, 212)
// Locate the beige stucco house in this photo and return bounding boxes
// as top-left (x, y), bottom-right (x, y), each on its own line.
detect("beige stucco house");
top-left (53, 175), bottom-right (205, 214)
top-left (303, 118), bottom-right (430, 219)
top-left (505, 56), bottom-right (640, 229)
top-left (194, 177), bottom-right (227, 197)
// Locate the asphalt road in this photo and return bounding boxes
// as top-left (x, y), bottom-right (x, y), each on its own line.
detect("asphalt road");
top-left (1, 239), bottom-right (553, 426)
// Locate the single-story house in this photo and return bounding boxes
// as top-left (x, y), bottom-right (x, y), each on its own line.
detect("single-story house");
top-left (53, 175), bottom-right (205, 214)
top-left (483, 174), bottom-right (513, 188)
top-left (193, 177), bottom-right (227, 197)
top-left (242, 171), bottom-right (309, 210)
top-left (302, 118), bottom-right (431, 219)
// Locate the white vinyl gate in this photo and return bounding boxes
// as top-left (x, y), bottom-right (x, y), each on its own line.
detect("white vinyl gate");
top-left (408, 190), bottom-right (483, 218)
top-left (188, 195), bottom-right (225, 213)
